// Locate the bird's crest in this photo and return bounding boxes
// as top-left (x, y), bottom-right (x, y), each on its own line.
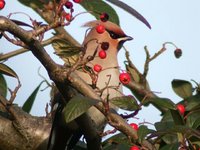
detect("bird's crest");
top-left (83, 20), bottom-right (126, 37)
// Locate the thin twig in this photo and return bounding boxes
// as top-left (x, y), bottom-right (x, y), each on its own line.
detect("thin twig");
top-left (8, 78), bottom-right (21, 103)
top-left (0, 36), bottom-right (59, 61)
top-left (101, 128), bottom-right (117, 137)
top-left (143, 42), bottom-right (179, 78)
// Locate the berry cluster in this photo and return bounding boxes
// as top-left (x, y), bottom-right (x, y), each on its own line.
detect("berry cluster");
top-left (92, 13), bottom-right (110, 73)
top-left (93, 12), bottom-right (131, 84)
top-left (95, 12), bottom-right (109, 34)
top-left (0, 0), bottom-right (5, 10)
top-left (63, 0), bottom-right (82, 22)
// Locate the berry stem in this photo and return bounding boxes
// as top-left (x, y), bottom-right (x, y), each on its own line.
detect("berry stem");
top-left (163, 41), bottom-right (178, 49)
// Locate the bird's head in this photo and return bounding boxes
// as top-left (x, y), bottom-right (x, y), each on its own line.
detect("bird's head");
top-left (82, 20), bottom-right (133, 54)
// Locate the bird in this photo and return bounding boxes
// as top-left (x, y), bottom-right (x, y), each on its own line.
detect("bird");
top-left (47, 20), bottom-right (133, 150)
top-left (76, 20), bottom-right (133, 129)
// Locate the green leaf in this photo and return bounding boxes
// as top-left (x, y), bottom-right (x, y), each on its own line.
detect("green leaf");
top-left (52, 38), bottom-right (81, 65)
top-left (155, 122), bottom-right (178, 144)
top-left (155, 123), bottom-right (200, 143)
top-left (170, 109), bottom-right (184, 125)
top-left (110, 96), bottom-right (139, 111)
top-left (0, 63), bottom-right (18, 78)
top-left (63, 95), bottom-right (99, 123)
top-left (103, 143), bottom-right (130, 150)
top-left (149, 98), bottom-right (175, 110)
top-left (170, 125), bottom-right (200, 139)
top-left (73, 141), bottom-right (87, 149)
top-left (138, 125), bottom-right (153, 143)
top-left (155, 121), bottom-right (174, 131)
top-left (80, 0), bottom-right (119, 25)
top-left (172, 79), bottom-right (193, 99)
top-left (162, 134), bottom-right (178, 145)
top-left (22, 81), bottom-right (44, 113)
top-left (185, 94), bottom-right (200, 111)
top-left (125, 64), bottom-right (140, 83)
top-left (159, 143), bottom-right (179, 150)
top-left (106, 0), bottom-right (151, 29)
top-left (161, 110), bottom-right (173, 122)
top-left (0, 74), bottom-right (7, 97)
top-left (17, 0), bottom-right (46, 9)
top-left (102, 133), bottom-right (131, 149)
top-left (186, 110), bottom-right (200, 128)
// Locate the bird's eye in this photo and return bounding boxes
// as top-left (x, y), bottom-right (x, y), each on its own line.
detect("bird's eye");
top-left (107, 30), bottom-right (120, 39)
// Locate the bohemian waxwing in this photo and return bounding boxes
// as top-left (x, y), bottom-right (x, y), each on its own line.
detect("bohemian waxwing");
top-left (47, 20), bottom-right (133, 150)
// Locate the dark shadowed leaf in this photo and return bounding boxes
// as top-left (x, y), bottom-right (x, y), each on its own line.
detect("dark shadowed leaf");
top-left (0, 63), bottom-right (18, 78)
top-left (22, 81), bottom-right (44, 113)
top-left (73, 141), bottom-right (87, 149)
top-left (0, 74), bottom-right (7, 97)
top-left (161, 110), bottom-right (173, 122)
top-left (170, 109), bottom-right (184, 125)
top-left (11, 19), bottom-right (33, 28)
top-left (185, 94), bottom-right (200, 111)
top-left (106, 0), bottom-right (151, 29)
top-left (155, 121), bottom-right (174, 131)
top-left (102, 133), bottom-right (131, 149)
top-left (149, 98), bottom-right (175, 110)
top-left (155, 121), bottom-right (200, 144)
top-left (160, 143), bottom-right (179, 150)
top-left (172, 79), bottom-right (193, 99)
top-left (170, 125), bottom-right (200, 139)
top-left (186, 110), bottom-right (200, 128)
top-left (17, 0), bottom-right (47, 9)
top-left (155, 121), bottom-right (178, 144)
top-left (162, 134), bottom-right (178, 145)
top-left (110, 96), bottom-right (139, 111)
top-left (138, 125), bottom-right (154, 143)
top-left (63, 95), bottom-right (99, 123)
top-left (80, 0), bottom-right (119, 25)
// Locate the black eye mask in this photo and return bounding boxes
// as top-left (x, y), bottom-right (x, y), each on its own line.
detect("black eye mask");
top-left (106, 30), bottom-right (123, 39)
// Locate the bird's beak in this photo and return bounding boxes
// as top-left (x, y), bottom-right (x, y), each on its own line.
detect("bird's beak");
top-left (118, 36), bottom-right (133, 42)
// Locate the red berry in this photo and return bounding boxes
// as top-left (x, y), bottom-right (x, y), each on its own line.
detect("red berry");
top-left (73, 0), bottom-right (82, 3)
top-left (176, 104), bottom-right (185, 115)
top-left (93, 64), bottom-right (102, 72)
top-left (98, 50), bottom-right (107, 59)
top-left (130, 123), bottom-right (139, 131)
top-left (96, 25), bottom-right (105, 34)
top-left (174, 48), bottom-right (182, 59)
top-left (130, 146), bottom-right (140, 150)
top-left (100, 12), bottom-right (109, 22)
top-left (0, 0), bottom-right (5, 10)
top-left (119, 72), bottom-right (131, 84)
top-left (65, 13), bottom-right (72, 21)
top-left (101, 42), bottom-right (109, 50)
top-left (65, 1), bottom-right (73, 9)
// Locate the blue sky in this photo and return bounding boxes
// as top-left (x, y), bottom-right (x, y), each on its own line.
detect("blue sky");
top-left (1, 1), bottom-right (200, 126)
